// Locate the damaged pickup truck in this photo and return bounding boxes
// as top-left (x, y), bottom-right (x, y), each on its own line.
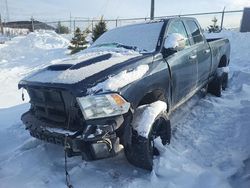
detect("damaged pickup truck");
top-left (19, 17), bottom-right (230, 170)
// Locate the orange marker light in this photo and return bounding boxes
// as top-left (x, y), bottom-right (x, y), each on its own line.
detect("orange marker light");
top-left (111, 94), bottom-right (126, 106)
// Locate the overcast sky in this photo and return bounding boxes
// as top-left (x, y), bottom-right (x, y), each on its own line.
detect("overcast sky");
top-left (0, 0), bottom-right (249, 21)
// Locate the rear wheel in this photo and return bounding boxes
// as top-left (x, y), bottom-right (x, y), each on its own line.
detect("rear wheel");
top-left (200, 84), bottom-right (208, 98)
top-left (221, 72), bottom-right (228, 90)
top-left (124, 111), bottom-right (171, 170)
top-left (208, 71), bottom-right (228, 97)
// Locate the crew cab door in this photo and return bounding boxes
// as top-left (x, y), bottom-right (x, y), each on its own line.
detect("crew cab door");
top-left (184, 19), bottom-right (212, 88)
top-left (164, 20), bottom-right (198, 106)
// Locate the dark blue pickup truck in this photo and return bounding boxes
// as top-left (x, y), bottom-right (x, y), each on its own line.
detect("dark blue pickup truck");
top-left (19, 17), bottom-right (230, 170)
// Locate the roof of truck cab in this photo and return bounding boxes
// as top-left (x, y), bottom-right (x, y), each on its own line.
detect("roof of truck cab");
top-left (126, 17), bottom-right (197, 26)
top-left (107, 17), bottom-right (197, 30)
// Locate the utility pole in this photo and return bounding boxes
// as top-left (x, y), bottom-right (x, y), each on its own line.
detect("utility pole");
top-left (150, 0), bottom-right (155, 20)
top-left (0, 14), bottom-right (4, 35)
top-left (220, 7), bottom-right (226, 30)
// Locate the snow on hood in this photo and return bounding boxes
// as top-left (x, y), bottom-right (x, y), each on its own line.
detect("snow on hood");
top-left (88, 64), bottom-right (149, 93)
top-left (23, 50), bottom-right (141, 84)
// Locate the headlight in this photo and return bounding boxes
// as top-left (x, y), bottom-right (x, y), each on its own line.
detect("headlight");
top-left (77, 94), bottom-right (130, 120)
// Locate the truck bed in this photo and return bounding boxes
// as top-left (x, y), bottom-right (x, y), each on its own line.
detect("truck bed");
top-left (206, 37), bottom-right (230, 74)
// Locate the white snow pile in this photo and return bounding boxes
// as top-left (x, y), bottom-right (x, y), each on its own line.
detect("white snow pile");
top-left (0, 30), bottom-right (69, 63)
top-left (0, 30), bottom-right (250, 188)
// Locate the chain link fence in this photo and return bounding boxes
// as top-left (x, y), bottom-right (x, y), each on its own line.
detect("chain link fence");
top-left (0, 9), bottom-right (244, 36)
top-left (45, 9), bottom-right (244, 32)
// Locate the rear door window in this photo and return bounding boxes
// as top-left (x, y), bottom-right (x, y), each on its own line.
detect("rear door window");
top-left (185, 20), bottom-right (203, 44)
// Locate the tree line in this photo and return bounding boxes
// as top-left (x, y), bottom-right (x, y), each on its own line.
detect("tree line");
top-left (68, 17), bottom-right (107, 54)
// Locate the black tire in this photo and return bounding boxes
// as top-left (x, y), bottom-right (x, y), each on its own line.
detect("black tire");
top-left (124, 112), bottom-right (171, 171)
top-left (208, 71), bottom-right (228, 97)
top-left (200, 84), bottom-right (208, 98)
top-left (221, 72), bottom-right (228, 90)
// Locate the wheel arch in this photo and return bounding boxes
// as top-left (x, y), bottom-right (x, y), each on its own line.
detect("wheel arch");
top-left (137, 88), bottom-right (170, 112)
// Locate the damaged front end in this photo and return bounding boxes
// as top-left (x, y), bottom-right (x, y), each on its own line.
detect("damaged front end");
top-left (21, 85), bottom-right (131, 161)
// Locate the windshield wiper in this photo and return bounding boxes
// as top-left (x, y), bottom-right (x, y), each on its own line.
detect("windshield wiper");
top-left (92, 42), bottom-right (147, 53)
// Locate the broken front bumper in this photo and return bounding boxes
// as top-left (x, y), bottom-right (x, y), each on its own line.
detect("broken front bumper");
top-left (21, 112), bottom-right (124, 160)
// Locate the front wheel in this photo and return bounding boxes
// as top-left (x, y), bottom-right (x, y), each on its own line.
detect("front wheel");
top-left (124, 106), bottom-right (171, 171)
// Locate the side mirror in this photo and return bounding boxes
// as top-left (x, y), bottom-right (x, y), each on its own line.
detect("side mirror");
top-left (164, 33), bottom-right (186, 52)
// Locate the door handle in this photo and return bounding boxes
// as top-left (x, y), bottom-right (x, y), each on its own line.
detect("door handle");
top-left (204, 49), bottom-right (210, 54)
top-left (189, 54), bottom-right (197, 60)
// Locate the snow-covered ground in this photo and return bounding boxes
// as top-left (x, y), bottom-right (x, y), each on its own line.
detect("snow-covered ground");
top-left (0, 30), bottom-right (250, 188)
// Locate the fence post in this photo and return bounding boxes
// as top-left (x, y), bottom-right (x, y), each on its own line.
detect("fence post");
top-left (91, 20), bottom-right (94, 31)
top-left (73, 20), bottom-right (76, 32)
top-left (70, 12), bottom-right (72, 33)
top-left (221, 7), bottom-right (226, 30)
top-left (58, 22), bottom-right (61, 33)
top-left (31, 17), bottom-right (34, 32)
top-left (115, 19), bottom-right (118, 27)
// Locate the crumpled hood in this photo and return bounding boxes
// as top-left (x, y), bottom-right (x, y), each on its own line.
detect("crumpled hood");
top-left (19, 48), bottom-right (153, 96)
top-left (23, 50), bottom-right (141, 84)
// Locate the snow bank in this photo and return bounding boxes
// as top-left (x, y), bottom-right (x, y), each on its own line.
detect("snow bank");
top-left (21, 30), bottom-right (69, 50)
top-left (0, 30), bottom-right (69, 65)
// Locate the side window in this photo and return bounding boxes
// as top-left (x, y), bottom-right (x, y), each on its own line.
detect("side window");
top-left (167, 21), bottom-right (190, 47)
top-left (186, 20), bottom-right (203, 44)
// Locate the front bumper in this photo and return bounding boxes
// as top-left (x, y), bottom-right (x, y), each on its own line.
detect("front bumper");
top-left (21, 112), bottom-right (124, 160)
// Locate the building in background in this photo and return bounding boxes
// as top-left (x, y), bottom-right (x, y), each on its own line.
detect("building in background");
top-left (240, 8), bottom-right (250, 32)
top-left (3, 20), bottom-right (55, 32)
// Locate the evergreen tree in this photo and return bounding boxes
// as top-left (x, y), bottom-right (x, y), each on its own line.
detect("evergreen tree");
top-left (208, 16), bottom-right (220, 33)
top-left (55, 21), bottom-right (69, 34)
top-left (92, 17), bottom-right (107, 42)
top-left (68, 27), bottom-right (89, 54)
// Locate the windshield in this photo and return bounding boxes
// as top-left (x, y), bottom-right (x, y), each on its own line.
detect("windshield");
top-left (91, 22), bottom-right (164, 52)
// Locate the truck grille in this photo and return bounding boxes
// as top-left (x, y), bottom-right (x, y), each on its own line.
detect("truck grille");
top-left (26, 87), bottom-right (85, 131)
top-left (28, 88), bottom-right (67, 123)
